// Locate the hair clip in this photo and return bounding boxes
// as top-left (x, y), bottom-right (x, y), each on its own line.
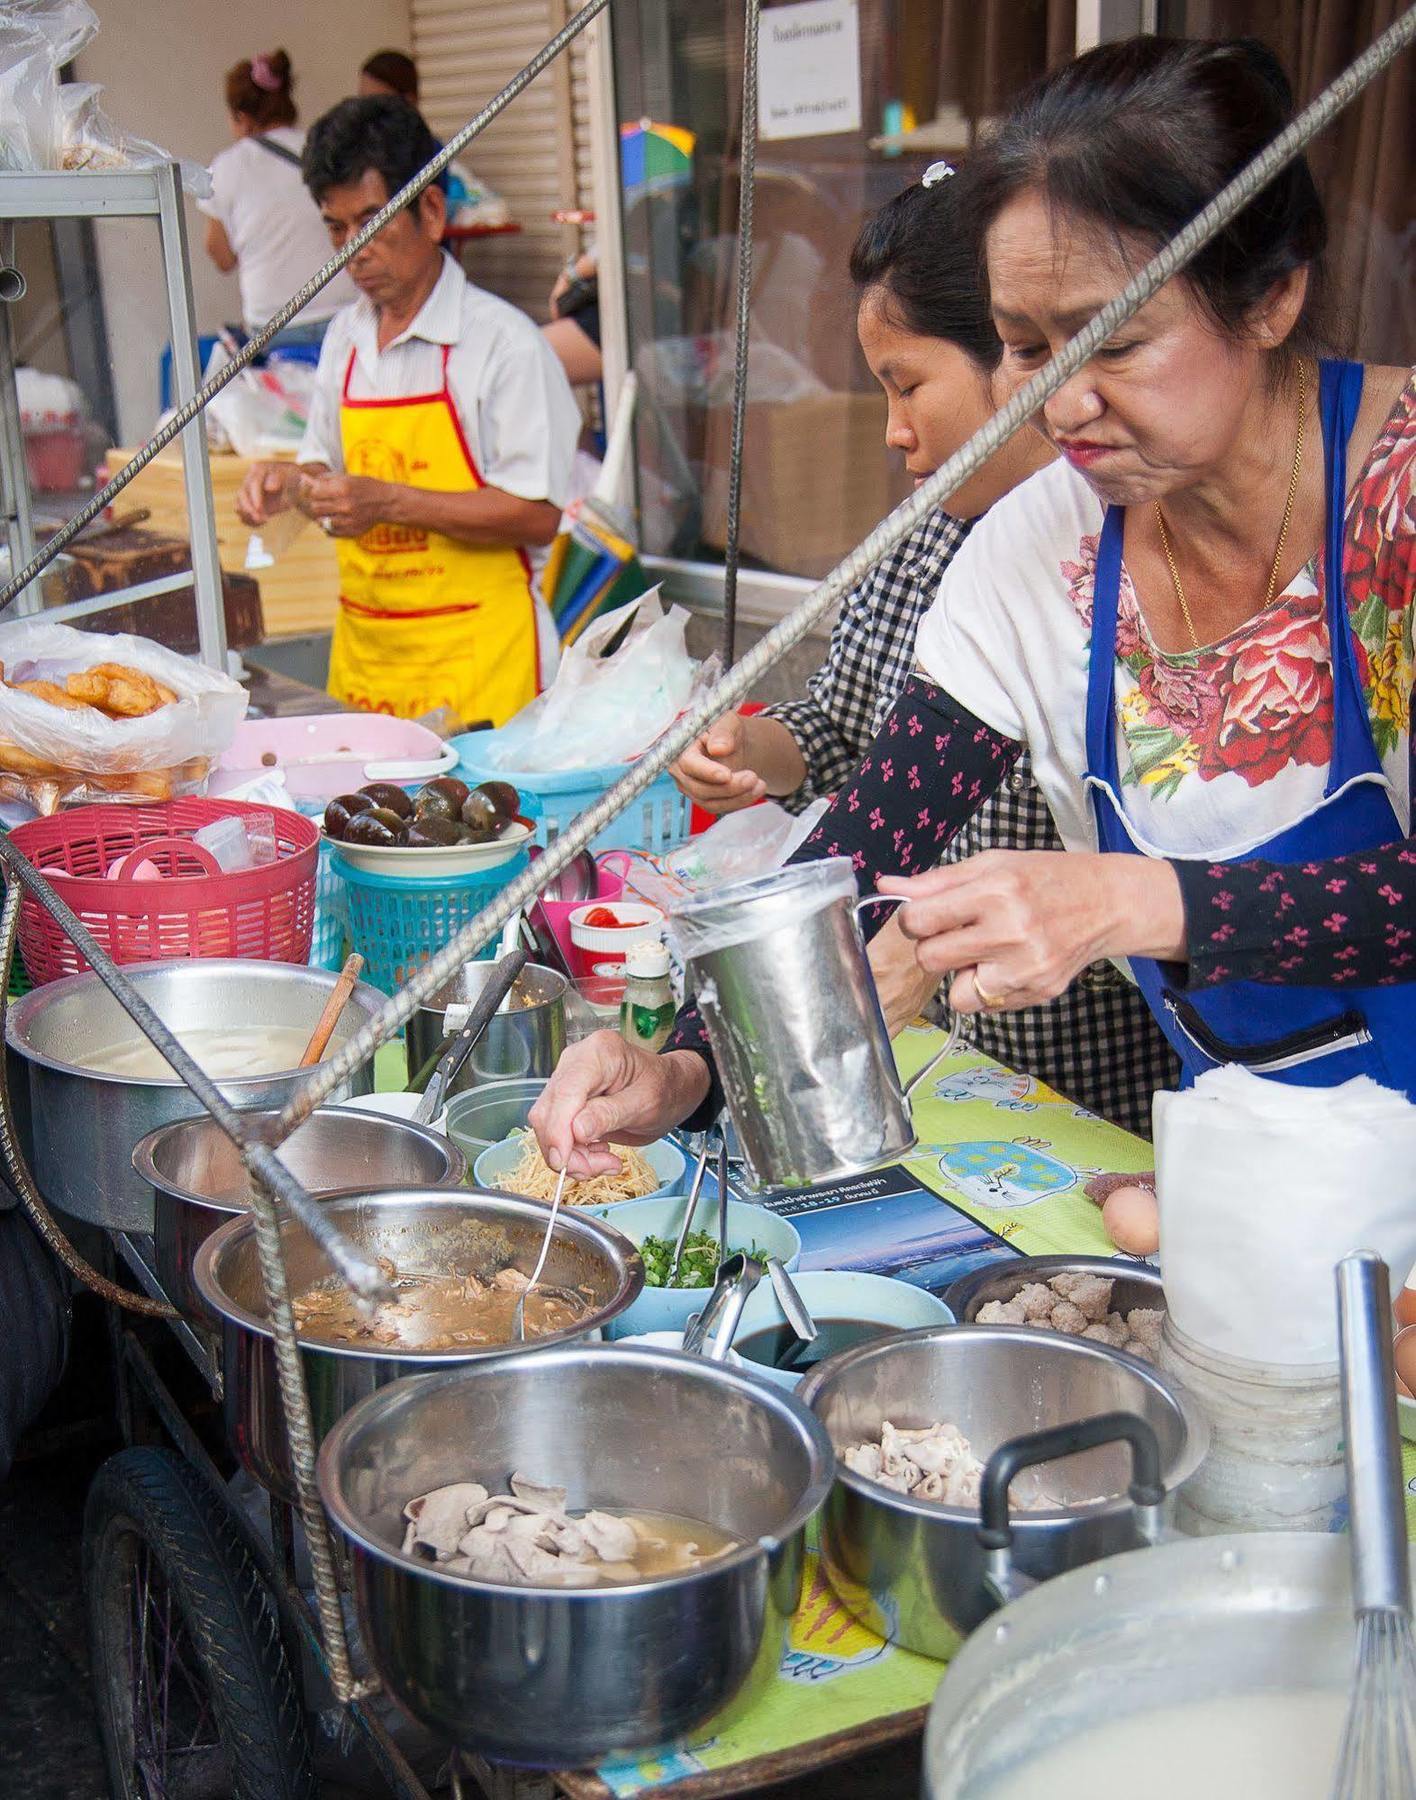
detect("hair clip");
top-left (922, 161), bottom-right (956, 188)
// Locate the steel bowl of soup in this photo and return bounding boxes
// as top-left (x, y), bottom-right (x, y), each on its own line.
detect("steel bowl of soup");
top-left (193, 1188), bottom-right (645, 1500)
top-left (5, 959), bottom-right (385, 1232)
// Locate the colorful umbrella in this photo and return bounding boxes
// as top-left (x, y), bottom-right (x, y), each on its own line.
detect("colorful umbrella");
top-left (619, 118), bottom-right (695, 204)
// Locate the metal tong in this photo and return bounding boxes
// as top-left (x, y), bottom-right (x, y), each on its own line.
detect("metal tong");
top-left (665, 1125), bottom-right (721, 1286)
top-left (681, 1252), bottom-right (765, 1360)
top-left (412, 947), bottom-right (529, 1124)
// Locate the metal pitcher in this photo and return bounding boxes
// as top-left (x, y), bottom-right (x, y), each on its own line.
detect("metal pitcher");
top-left (671, 859), bottom-right (958, 1190)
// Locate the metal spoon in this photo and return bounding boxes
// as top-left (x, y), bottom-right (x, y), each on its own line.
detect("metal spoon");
top-left (513, 1163), bottom-right (569, 1342)
top-left (666, 1129), bottom-right (716, 1287)
top-left (680, 1252), bottom-right (765, 1360)
top-left (765, 1256), bottom-right (817, 1343)
top-left (717, 1131), bottom-right (731, 1269)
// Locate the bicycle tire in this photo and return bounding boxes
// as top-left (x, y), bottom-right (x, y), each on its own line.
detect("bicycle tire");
top-left (83, 1446), bottom-right (317, 1800)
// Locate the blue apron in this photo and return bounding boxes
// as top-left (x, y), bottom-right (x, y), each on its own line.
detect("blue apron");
top-left (1084, 358), bottom-right (1415, 1097)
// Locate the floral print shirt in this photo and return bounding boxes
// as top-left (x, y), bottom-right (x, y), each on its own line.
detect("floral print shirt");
top-left (915, 371), bottom-right (1414, 863)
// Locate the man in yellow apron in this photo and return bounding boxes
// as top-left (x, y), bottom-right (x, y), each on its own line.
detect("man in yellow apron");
top-left (235, 96), bottom-right (580, 724)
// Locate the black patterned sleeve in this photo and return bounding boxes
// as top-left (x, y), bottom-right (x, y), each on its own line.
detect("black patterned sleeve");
top-left (664, 677), bottom-right (1021, 1127)
top-left (1175, 840), bottom-right (1416, 989)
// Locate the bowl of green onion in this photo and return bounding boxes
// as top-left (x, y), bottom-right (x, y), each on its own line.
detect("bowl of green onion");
top-left (597, 1196), bottom-right (802, 1339)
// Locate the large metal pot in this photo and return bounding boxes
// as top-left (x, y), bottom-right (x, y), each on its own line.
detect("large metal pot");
top-left (5, 959), bottom-right (385, 1232)
top-left (133, 1107), bottom-right (467, 1318)
top-left (798, 1325), bottom-right (1207, 1658)
top-left (317, 1343), bottom-right (835, 1765)
top-left (193, 1188), bottom-right (644, 1500)
top-left (923, 1533), bottom-right (1411, 1797)
top-left (404, 960), bottom-right (566, 1094)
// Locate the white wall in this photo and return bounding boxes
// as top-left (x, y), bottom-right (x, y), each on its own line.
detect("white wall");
top-left (77, 0), bottom-right (411, 443)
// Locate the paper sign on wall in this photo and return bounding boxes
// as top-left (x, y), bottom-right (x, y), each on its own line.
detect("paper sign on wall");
top-left (758, 0), bottom-right (861, 142)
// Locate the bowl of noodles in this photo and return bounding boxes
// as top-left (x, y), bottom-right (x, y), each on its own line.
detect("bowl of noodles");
top-left (473, 1130), bottom-right (686, 1208)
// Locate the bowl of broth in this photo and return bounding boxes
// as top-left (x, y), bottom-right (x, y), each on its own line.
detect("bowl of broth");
top-left (5, 959), bottom-right (386, 1232)
top-left (733, 1271), bottom-right (955, 1391)
top-left (317, 1342), bottom-right (835, 1764)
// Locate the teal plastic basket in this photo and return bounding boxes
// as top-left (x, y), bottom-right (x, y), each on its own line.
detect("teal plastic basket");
top-left (331, 849), bottom-right (529, 994)
top-left (451, 730), bottom-right (692, 856)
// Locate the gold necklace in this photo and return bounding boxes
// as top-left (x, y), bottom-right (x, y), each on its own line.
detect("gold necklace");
top-left (1153, 359), bottom-right (1308, 653)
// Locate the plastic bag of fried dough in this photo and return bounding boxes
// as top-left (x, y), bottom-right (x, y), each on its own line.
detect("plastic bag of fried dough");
top-left (0, 621), bottom-right (246, 814)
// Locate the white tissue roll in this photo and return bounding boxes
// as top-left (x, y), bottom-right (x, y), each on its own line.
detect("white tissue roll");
top-left (1154, 1067), bottom-right (1416, 1365)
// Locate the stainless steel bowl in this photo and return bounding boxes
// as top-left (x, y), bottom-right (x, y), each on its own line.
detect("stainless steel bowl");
top-left (798, 1325), bottom-right (1207, 1658)
top-left (943, 1254), bottom-right (1165, 1323)
top-left (923, 1534), bottom-right (1416, 1797)
top-left (405, 961), bottom-right (566, 1094)
top-left (133, 1107), bottom-right (468, 1318)
top-left (193, 1188), bottom-right (644, 1499)
top-left (317, 1343), bottom-right (835, 1765)
top-left (442, 1078), bottom-right (546, 1165)
top-left (5, 959), bottom-right (385, 1232)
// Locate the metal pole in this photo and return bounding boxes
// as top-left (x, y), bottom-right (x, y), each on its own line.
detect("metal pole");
top-left (155, 162), bottom-right (227, 671)
top-left (720, 0), bottom-right (761, 669)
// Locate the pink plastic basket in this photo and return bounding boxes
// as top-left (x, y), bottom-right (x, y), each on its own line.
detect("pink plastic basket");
top-left (10, 798), bottom-right (318, 983)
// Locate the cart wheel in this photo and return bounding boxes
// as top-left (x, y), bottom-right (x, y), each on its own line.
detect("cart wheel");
top-left (83, 1447), bottom-right (317, 1800)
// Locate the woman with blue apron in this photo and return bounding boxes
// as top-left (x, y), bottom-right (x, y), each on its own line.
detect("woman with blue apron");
top-left (1084, 359), bottom-right (1414, 1099)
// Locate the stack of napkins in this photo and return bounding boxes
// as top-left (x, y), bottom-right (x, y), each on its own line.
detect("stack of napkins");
top-left (1155, 1066), bottom-right (1416, 1364)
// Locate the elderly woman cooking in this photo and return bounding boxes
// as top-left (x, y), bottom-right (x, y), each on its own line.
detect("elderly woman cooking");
top-left (532, 34), bottom-right (1414, 1178)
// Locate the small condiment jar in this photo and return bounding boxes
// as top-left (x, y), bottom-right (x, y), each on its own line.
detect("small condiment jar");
top-left (619, 939), bottom-right (675, 1055)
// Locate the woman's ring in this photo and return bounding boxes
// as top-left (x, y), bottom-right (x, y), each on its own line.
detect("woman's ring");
top-left (973, 972), bottom-right (1006, 1011)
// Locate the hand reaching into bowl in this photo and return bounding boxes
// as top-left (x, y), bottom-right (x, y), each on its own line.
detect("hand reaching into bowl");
top-left (530, 1032), bottom-right (708, 1179)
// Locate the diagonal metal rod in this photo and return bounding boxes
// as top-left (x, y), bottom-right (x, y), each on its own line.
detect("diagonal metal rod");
top-left (720, 0), bottom-right (761, 668)
top-left (0, 0), bottom-right (612, 615)
top-left (269, 0), bottom-right (1416, 1142)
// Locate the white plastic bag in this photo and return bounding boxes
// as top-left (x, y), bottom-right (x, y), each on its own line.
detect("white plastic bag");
top-left (0, 3), bottom-right (210, 197)
top-left (483, 593), bottom-right (703, 773)
top-left (203, 344), bottom-right (315, 458)
top-left (663, 797), bottom-right (828, 890)
top-left (0, 621), bottom-right (247, 813)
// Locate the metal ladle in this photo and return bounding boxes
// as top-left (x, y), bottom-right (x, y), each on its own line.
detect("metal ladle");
top-left (513, 1163), bottom-right (569, 1342)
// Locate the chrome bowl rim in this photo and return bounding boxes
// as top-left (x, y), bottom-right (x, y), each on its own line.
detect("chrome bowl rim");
top-left (316, 1341), bottom-right (837, 1598)
top-left (4, 957), bottom-right (386, 1086)
top-left (941, 1254), bottom-right (1163, 1323)
top-left (131, 1105), bottom-right (467, 1219)
top-left (191, 1186), bottom-right (646, 1363)
top-left (798, 1323), bottom-right (1209, 1529)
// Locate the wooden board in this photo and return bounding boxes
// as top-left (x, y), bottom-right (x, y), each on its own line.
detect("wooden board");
top-left (107, 447), bottom-right (340, 640)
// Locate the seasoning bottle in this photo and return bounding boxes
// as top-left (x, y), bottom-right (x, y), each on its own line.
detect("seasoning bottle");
top-left (620, 940), bottom-right (675, 1054)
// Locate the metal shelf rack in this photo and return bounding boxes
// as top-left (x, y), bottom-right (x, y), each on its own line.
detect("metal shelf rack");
top-left (0, 163), bottom-right (228, 668)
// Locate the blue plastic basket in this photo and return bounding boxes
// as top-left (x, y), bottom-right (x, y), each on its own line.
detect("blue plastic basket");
top-left (289, 799), bottom-right (349, 971)
top-left (331, 849), bottom-right (529, 995)
top-left (451, 730), bottom-right (692, 856)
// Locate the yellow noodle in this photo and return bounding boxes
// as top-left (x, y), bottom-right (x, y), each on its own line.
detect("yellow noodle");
top-left (501, 1131), bottom-right (659, 1207)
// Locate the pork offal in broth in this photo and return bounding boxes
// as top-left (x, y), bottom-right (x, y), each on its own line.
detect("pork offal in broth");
top-left (402, 1472), bottom-right (738, 1586)
top-left (290, 1262), bottom-right (588, 1349)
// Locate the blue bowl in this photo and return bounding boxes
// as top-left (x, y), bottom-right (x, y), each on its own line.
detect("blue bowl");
top-left (472, 1134), bottom-right (686, 1203)
top-left (588, 1197), bottom-right (802, 1339)
top-left (732, 1272), bottom-right (955, 1392)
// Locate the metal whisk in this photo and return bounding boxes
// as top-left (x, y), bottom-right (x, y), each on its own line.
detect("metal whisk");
top-left (1330, 1251), bottom-right (1416, 1800)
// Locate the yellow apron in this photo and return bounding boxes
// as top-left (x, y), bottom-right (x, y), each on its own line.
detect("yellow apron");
top-left (327, 345), bottom-right (541, 724)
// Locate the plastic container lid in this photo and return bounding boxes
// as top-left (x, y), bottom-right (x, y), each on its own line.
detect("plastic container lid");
top-left (625, 939), bottom-right (670, 979)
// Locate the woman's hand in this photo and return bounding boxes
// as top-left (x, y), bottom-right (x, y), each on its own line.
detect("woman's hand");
top-left (670, 712), bottom-right (767, 813)
top-left (869, 914), bottom-right (939, 1037)
top-left (669, 712), bottom-right (807, 815)
top-left (880, 851), bottom-right (1186, 1012)
top-left (529, 1033), bottom-right (710, 1178)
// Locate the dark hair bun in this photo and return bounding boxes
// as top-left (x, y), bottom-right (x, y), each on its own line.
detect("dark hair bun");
top-left (958, 35), bottom-right (1330, 359)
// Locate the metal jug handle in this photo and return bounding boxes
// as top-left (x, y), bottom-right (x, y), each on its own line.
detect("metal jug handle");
top-left (976, 1411), bottom-right (1166, 1611)
top-left (852, 894), bottom-right (963, 1100)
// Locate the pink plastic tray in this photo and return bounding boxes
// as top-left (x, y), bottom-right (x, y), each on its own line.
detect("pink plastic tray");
top-left (213, 715), bottom-right (457, 803)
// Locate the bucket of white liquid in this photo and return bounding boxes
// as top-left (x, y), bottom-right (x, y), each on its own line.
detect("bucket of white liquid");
top-left (670, 858), bottom-right (957, 1190)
